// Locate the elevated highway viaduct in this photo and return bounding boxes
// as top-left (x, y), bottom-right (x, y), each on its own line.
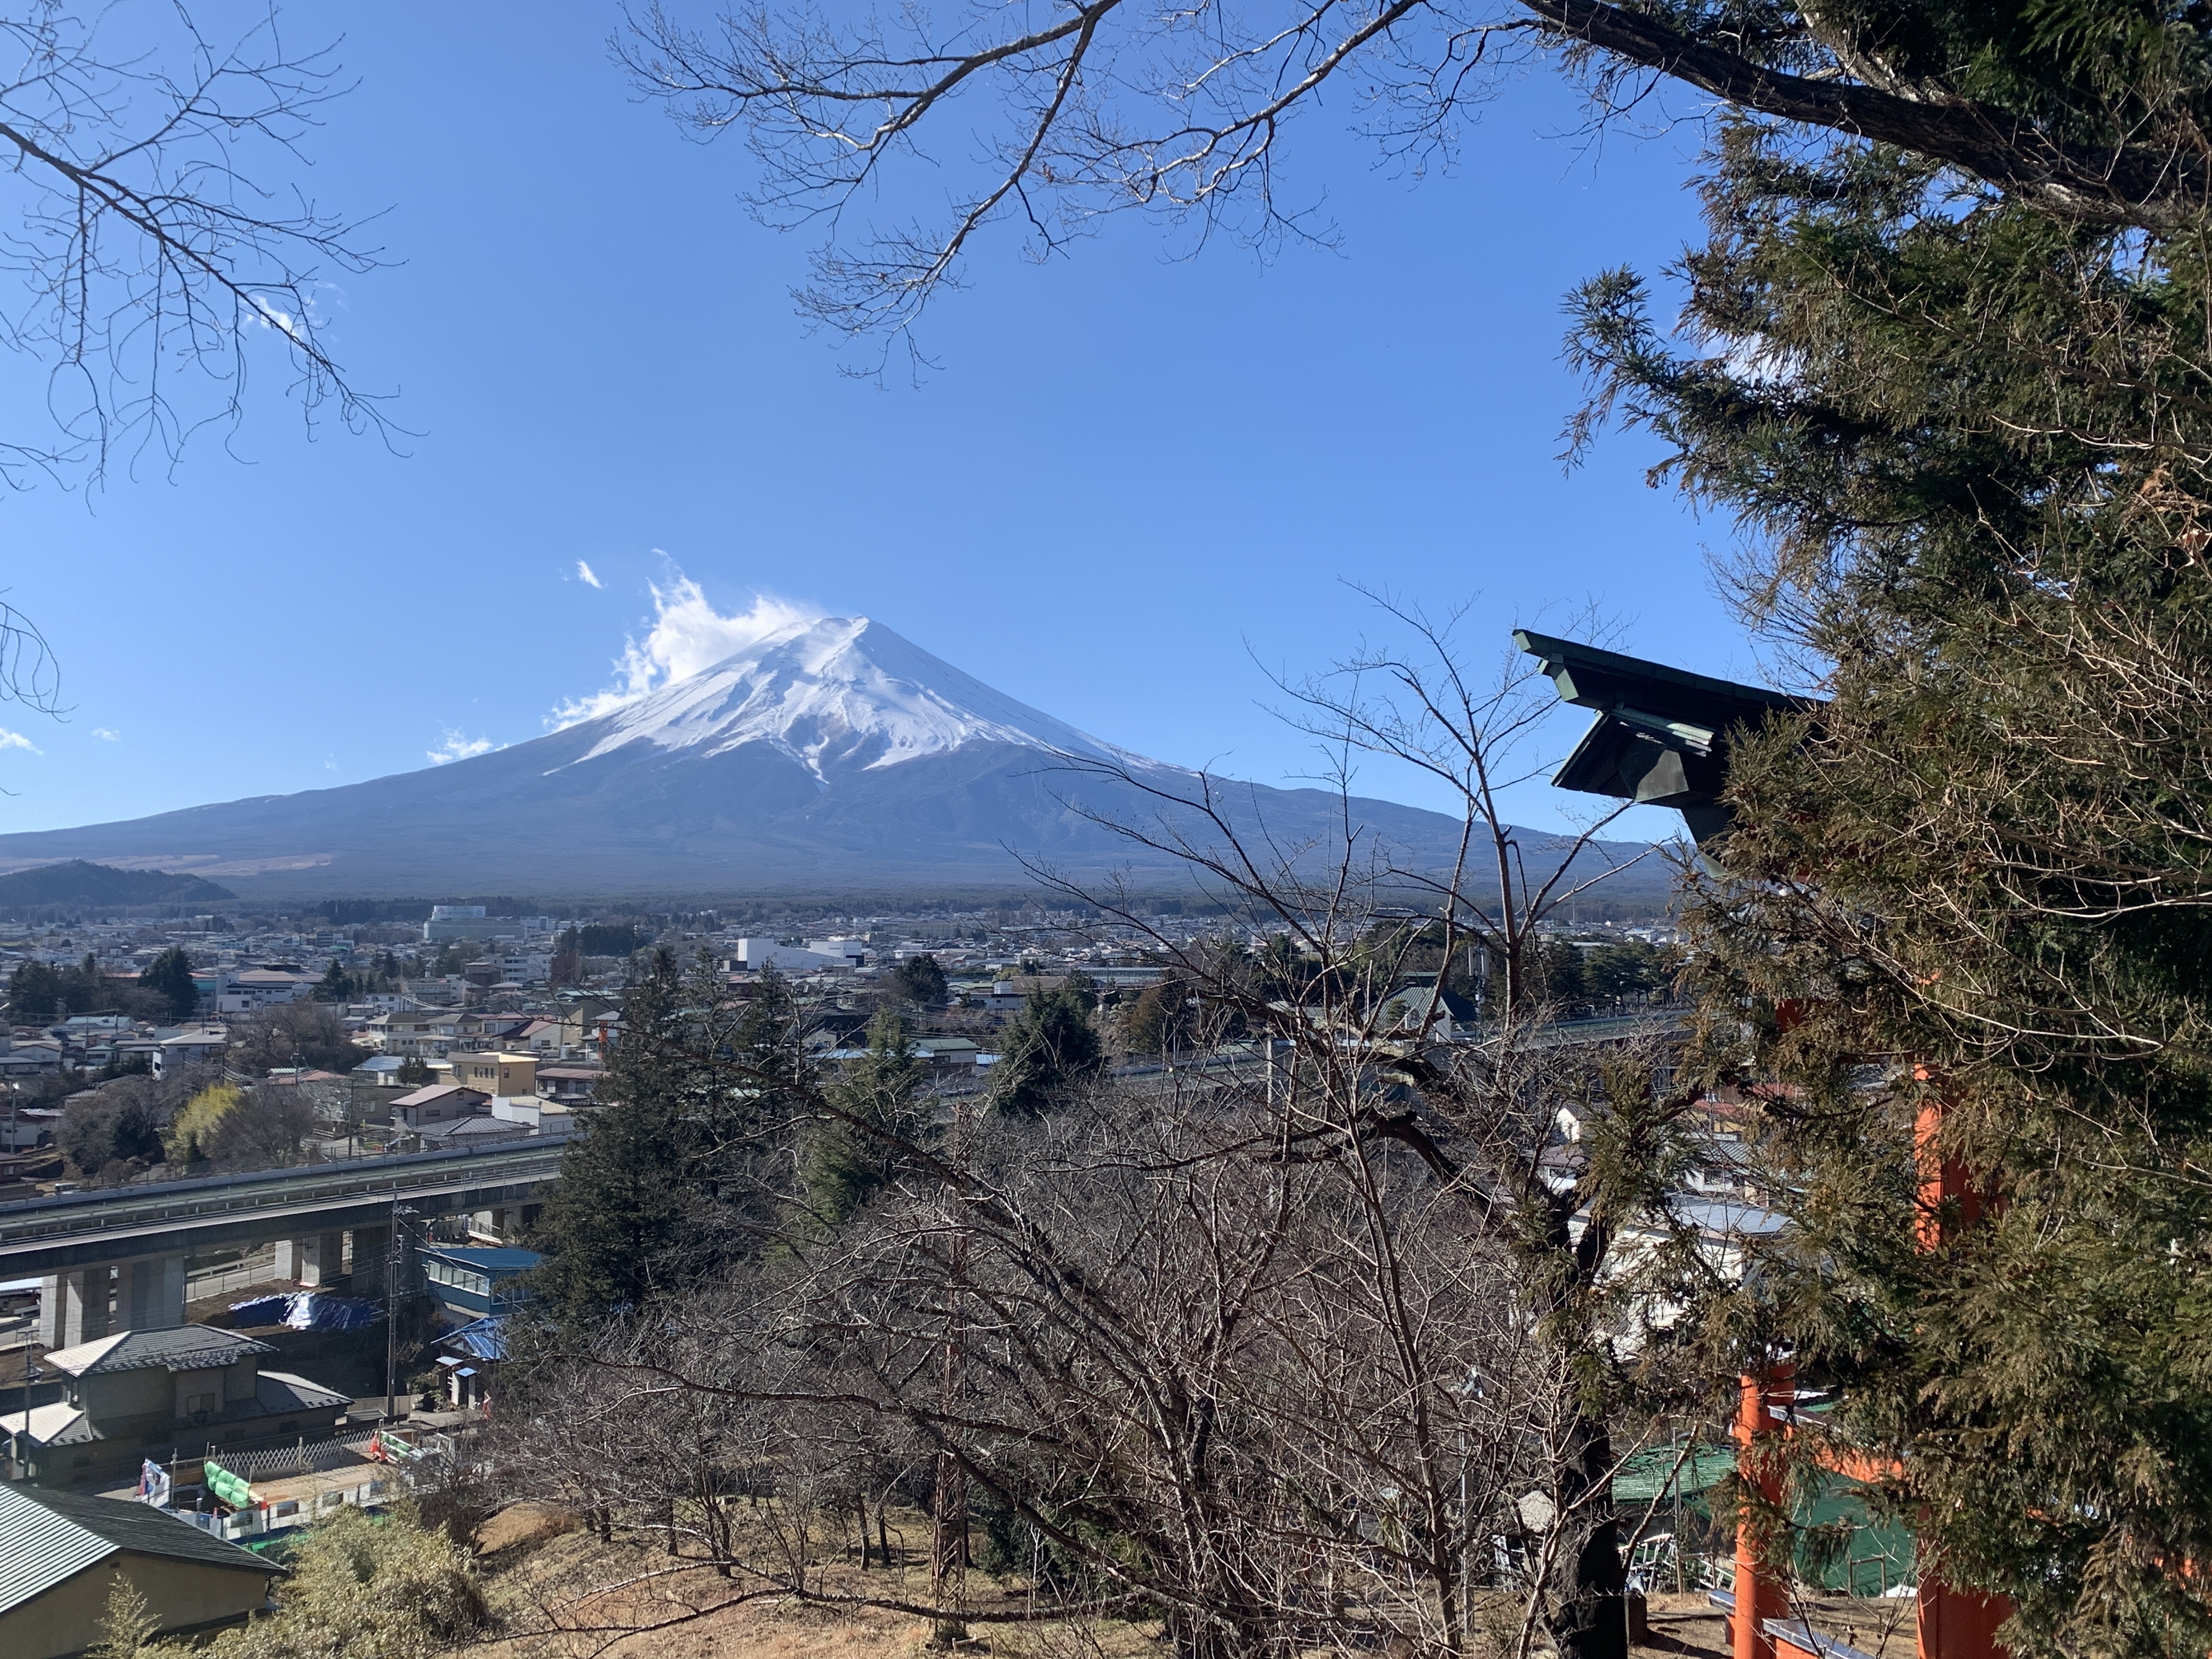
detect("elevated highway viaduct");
top-left (0, 1139), bottom-right (568, 1347)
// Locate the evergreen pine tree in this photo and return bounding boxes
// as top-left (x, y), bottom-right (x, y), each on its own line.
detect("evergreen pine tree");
top-left (1567, 95), bottom-right (2212, 1656)
top-left (992, 980), bottom-right (1105, 1120)
top-left (889, 952), bottom-right (948, 1005)
top-left (8, 960), bottom-right (60, 1021)
top-left (806, 1007), bottom-right (935, 1225)
top-left (527, 953), bottom-right (816, 1328)
top-left (527, 951), bottom-right (703, 1328)
top-left (143, 946), bottom-right (198, 1021)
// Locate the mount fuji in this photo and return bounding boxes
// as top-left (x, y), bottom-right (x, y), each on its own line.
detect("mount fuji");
top-left (0, 617), bottom-right (1662, 901)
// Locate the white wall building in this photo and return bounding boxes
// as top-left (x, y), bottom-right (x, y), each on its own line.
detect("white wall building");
top-left (730, 936), bottom-right (866, 972)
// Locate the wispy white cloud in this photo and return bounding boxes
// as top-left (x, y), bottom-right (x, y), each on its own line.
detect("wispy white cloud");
top-left (91, 727), bottom-right (119, 742)
top-left (0, 728), bottom-right (38, 753)
top-left (550, 574), bottom-right (816, 729)
top-left (427, 729), bottom-right (500, 766)
top-left (574, 560), bottom-right (603, 589)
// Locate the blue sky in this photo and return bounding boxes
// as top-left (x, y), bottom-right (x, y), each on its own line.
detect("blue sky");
top-left (0, 2), bottom-right (1752, 847)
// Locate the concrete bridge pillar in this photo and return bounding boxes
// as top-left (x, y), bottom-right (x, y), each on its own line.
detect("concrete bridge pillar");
top-left (122, 1254), bottom-right (187, 1331)
top-left (37, 1267), bottom-right (112, 1349)
top-left (275, 1232), bottom-right (346, 1286)
top-left (349, 1226), bottom-right (393, 1286)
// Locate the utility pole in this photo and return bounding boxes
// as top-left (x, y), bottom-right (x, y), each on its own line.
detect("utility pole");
top-left (12, 1344), bottom-right (39, 1482)
top-left (383, 1198), bottom-right (415, 1423)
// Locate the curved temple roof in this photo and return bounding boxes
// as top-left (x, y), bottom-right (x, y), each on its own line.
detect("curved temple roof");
top-left (1515, 631), bottom-right (1821, 847)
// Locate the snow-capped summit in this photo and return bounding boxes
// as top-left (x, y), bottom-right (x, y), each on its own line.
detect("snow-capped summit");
top-left (565, 616), bottom-right (1140, 780)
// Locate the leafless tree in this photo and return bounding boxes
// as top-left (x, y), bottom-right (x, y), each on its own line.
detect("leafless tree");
top-left (0, 3), bottom-right (386, 486)
top-left (0, 4), bottom-right (384, 716)
top-left (226, 997), bottom-right (367, 1076)
top-left (201, 1079), bottom-right (316, 1170)
top-left (619, 0), bottom-right (2206, 360)
top-left (492, 611), bottom-right (1741, 1659)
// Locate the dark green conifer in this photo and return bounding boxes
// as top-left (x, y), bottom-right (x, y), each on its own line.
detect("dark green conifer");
top-left (805, 1006), bottom-right (934, 1225)
top-left (992, 979), bottom-right (1104, 1120)
top-left (1570, 100), bottom-right (2212, 1658)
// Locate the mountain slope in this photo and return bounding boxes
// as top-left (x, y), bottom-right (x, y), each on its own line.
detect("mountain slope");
top-left (0, 860), bottom-right (236, 909)
top-left (0, 618), bottom-right (1672, 901)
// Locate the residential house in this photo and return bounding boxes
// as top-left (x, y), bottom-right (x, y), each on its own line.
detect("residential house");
top-left (0, 1327), bottom-right (348, 1489)
top-left (1, 1105), bottom-right (61, 1151)
top-left (0, 1482), bottom-right (276, 1659)
top-left (448, 1053), bottom-right (538, 1119)
top-left (534, 1064), bottom-right (603, 1105)
top-left (510, 1018), bottom-right (561, 1054)
top-left (419, 1246), bottom-right (540, 1321)
top-left (112, 1037), bottom-right (164, 1072)
top-left (913, 1036), bottom-right (983, 1068)
top-left (151, 1029), bottom-right (227, 1078)
top-left (59, 1015), bottom-right (134, 1040)
top-left (366, 1009), bottom-right (455, 1060)
top-left (388, 1084), bottom-right (489, 1132)
top-left (453, 1012), bottom-right (533, 1050)
top-left (982, 975), bottom-right (1067, 1012)
top-left (0, 1040), bottom-right (65, 1077)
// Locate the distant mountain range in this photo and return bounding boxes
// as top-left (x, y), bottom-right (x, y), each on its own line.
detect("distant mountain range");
top-left (0, 859), bottom-right (236, 910)
top-left (0, 618), bottom-right (1674, 903)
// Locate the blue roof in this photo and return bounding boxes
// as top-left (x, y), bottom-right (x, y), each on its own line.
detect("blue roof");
top-left (438, 1314), bottom-right (509, 1361)
top-left (420, 1246), bottom-right (541, 1275)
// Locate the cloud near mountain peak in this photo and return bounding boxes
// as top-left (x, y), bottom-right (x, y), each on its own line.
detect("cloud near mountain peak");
top-left (550, 577), bottom-right (819, 729)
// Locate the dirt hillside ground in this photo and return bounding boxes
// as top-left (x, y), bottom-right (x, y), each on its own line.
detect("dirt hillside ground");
top-left (454, 1506), bottom-right (1885, 1659)
top-left (459, 1502), bottom-right (1156, 1659)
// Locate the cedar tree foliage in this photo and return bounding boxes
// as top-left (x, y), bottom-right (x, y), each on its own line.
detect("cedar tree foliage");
top-left (525, 951), bottom-right (818, 1330)
top-left (1566, 103), bottom-right (2212, 1659)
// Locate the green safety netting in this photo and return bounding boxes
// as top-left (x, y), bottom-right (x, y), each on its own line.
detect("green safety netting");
top-left (1611, 1446), bottom-right (1913, 1596)
top-left (1612, 1444), bottom-right (1735, 1503)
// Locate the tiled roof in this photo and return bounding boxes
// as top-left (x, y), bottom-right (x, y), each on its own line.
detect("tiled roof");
top-left (0, 1400), bottom-right (91, 1447)
top-left (0, 1482), bottom-right (270, 1616)
top-left (44, 1325), bottom-right (275, 1378)
top-left (256, 1370), bottom-right (351, 1413)
top-left (419, 1116), bottom-right (530, 1142)
top-left (391, 1084), bottom-right (488, 1109)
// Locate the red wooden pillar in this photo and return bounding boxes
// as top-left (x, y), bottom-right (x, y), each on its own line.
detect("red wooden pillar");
top-left (1734, 1364), bottom-right (1795, 1659)
top-left (1915, 1085), bottom-right (1984, 1251)
top-left (1913, 1080), bottom-right (2010, 1659)
top-left (1917, 1575), bottom-right (2010, 1659)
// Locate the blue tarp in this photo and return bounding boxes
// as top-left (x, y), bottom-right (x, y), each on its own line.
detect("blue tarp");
top-left (229, 1291), bottom-right (380, 1331)
top-left (228, 1294), bottom-right (290, 1327)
